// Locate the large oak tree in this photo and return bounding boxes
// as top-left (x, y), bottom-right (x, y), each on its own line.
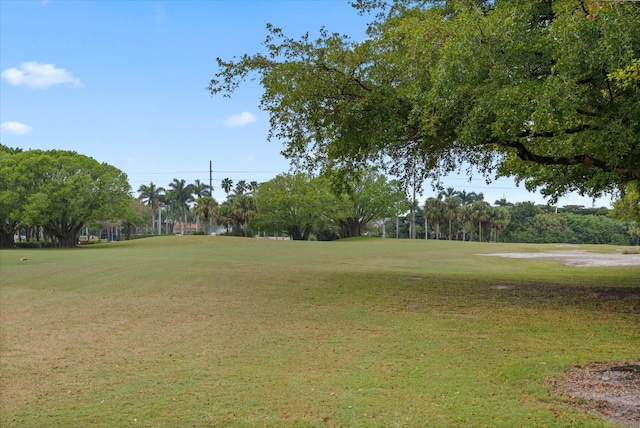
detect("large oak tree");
top-left (331, 169), bottom-right (409, 238)
top-left (210, 0), bottom-right (639, 202)
top-left (0, 148), bottom-right (132, 248)
top-left (253, 173), bottom-right (337, 240)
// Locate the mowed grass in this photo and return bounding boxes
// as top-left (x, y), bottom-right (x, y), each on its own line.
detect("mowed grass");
top-left (1, 237), bottom-right (638, 427)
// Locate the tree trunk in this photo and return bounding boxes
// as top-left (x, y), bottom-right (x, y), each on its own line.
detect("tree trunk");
top-left (411, 184), bottom-right (416, 239)
top-left (289, 226), bottom-right (304, 240)
top-left (50, 222), bottom-right (83, 248)
top-left (0, 227), bottom-right (15, 248)
top-left (183, 211), bottom-right (188, 235)
top-left (287, 225), bottom-right (313, 241)
top-left (410, 207), bottom-right (415, 239)
top-left (302, 226), bottom-right (312, 240)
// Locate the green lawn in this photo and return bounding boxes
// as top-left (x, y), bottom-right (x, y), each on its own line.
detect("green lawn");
top-left (1, 237), bottom-right (638, 427)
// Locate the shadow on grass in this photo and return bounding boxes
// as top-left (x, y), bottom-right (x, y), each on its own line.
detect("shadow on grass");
top-left (354, 272), bottom-right (640, 317)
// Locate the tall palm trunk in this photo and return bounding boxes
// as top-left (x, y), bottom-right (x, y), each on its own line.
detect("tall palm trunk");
top-left (183, 210), bottom-right (188, 235)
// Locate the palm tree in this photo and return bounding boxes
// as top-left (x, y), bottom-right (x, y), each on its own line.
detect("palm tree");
top-left (471, 200), bottom-right (491, 242)
top-left (444, 196), bottom-right (461, 240)
top-left (137, 182), bottom-right (165, 235)
top-left (234, 180), bottom-right (248, 196)
top-left (216, 201), bottom-right (234, 234)
top-left (191, 180), bottom-right (212, 232)
top-left (459, 204), bottom-right (474, 241)
top-left (192, 179), bottom-right (211, 199)
top-left (490, 206), bottom-right (511, 242)
top-left (438, 187), bottom-right (457, 200)
top-left (194, 196), bottom-right (218, 235)
top-left (424, 197), bottom-right (446, 240)
top-left (221, 178), bottom-right (233, 198)
top-left (168, 178), bottom-right (195, 234)
top-left (162, 190), bottom-right (178, 234)
top-left (232, 194), bottom-right (257, 237)
top-left (455, 190), bottom-right (474, 206)
top-left (456, 190), bottom-right (482, 206)
top-left (247, 181), bottom-right (259, 195)
top-left (494, 198), bottom-right (512, 207)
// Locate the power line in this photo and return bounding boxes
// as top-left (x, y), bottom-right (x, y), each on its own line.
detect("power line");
top-left (128, 170), bottom-right (283, 175)
top-left (126, 168), bottom-right (526, 191)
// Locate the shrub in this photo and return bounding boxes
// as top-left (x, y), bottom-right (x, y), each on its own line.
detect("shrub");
top-left (14, 241), bottom-right (56, 249)
top-left (15, 241), bottom-right (42, 248)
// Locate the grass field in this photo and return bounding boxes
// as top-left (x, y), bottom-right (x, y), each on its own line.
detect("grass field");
top-left (1, 237), bottom-right (638, 427)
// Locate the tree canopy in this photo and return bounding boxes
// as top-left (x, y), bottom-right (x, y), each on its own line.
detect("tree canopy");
top-left (253, 173), bottom-right (336, 240)
top-left (332, 169), bottom-right (408, 238)
top-left (210, 0), bottom-right (639, 202)
top-left (611, 183), bottom-right (640, 224)
top-left (251, 170), bottom-right (409, 239)
top-left (0, 147), bottom-right (132, 248)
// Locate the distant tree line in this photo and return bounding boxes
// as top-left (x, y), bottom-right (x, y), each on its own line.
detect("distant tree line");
top-left (390, 189), bottom-right (639, 246)
top-left (136, 170), bottom-right (408, 241)
top-left (136, 173), bottom-right (638, 245)
top-left (2, 145), bottom-right (638, 248)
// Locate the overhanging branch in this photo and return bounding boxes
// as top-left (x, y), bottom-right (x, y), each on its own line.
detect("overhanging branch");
top-left (498, 139), bottom-right (639, 182)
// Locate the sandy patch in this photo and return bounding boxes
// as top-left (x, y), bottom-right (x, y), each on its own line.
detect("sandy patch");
top-left (483, 250), bottom-right (640, 267)
top-left (551, 362), bottom-right (640, 427)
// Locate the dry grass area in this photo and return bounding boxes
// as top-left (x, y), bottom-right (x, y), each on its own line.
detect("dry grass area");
top-left (1, 237), bottom-right (639, 427)
top-left (551, 362), bottom-right (640, 427)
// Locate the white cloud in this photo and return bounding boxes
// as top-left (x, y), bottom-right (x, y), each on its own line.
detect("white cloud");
top-left (1, 121), bottom-right (33, 135)
top-left (1, 62), bottom-right (82, 89)
top-left (222, 112), bottom-right (257, 127)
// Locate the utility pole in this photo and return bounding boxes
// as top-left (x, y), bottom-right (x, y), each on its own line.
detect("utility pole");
top-left (209, 160), bottom-right (214, 234)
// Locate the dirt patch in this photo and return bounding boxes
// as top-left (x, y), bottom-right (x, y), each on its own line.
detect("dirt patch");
top-left (484, 250), bottom-right (640, 267)
top-left (550, 362), bottom-right (640, 427)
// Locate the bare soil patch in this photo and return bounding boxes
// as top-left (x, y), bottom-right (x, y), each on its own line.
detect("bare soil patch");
top-left (550, 362), bottom-right (640, 427)
top-left (484, 250), bottom-right (640, 267)
top-left (485, 250), bottom-right (640, 424)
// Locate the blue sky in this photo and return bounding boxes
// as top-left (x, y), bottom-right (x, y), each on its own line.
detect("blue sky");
top-left (1, 0), bottom-right (612, 207)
